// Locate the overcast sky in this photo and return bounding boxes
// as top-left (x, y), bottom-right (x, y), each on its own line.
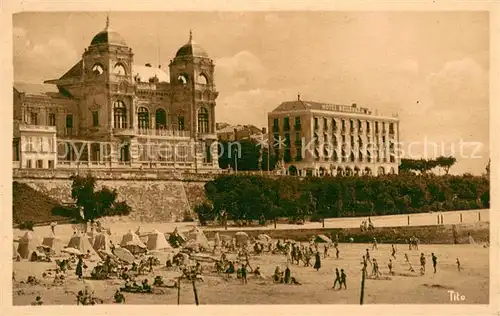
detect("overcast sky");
top-left (13, 12), bottom-right (489, 175)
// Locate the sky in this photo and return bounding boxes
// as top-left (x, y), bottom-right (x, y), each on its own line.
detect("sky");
top-left (13, 12), bottom-right (489, 175)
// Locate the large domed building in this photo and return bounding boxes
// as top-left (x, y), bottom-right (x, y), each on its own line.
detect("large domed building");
top-left (13, 17), bottom-right (219, 173)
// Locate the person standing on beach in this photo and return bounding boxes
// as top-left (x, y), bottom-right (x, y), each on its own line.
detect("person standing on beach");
top-left (456, 258), bottom-right (461, 272)
top-left (365, 249), bottom-right (372, 265)
top-left (372, 237), bottom-right (378, 250)
top-left (76, 256), bottom-right (84, 280)
top-left (388, 259), bottom-right (394, 275)
top-left (391, 244), bottom-right (397, 259)
top-left (314, 252), bottom-right (321, 271)
top-left (340, 269), bottom-right (347, 289)
top-left (50, 222), bottom-right (57, 235)
top-left (335, 245), bottom-right (340, 259)
top-left (332, 268), bottom-right (341, 289)
top-left (431, 253), bottom-right (438, 273)
top-left (420, 253), bottom-right (426, 274)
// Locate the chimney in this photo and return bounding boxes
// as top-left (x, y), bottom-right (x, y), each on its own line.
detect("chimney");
top-left (234, 128), bottom-right (238, 141)
top-left (352, 103), bottom-right (357, 108)
top-left (298, 93), bottom-right (301, 101)
top-left (145, 63), bottom-right (152, 67)
top-left (158, 65), bottom-right (161, 69)
top-left (261, 127), bottom-right (267, 134)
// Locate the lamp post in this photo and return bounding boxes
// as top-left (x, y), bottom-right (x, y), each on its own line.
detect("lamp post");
top-left (234, 147), bottom-right (238, 173)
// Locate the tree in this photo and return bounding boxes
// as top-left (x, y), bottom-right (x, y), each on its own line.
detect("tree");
top-left (193, 202), bottom-right (215, 226)
top-left (68, 174), bottom-right (132, 222)
top-left (436, 156), bottom-right (457, 175)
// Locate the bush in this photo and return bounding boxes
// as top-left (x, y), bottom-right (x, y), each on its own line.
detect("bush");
top-left (204, 173), bottom-right (489, 222)
top-left (18, 221), bottom-right (34, 231)
top-left (193, 202), bottom-right (215, 226)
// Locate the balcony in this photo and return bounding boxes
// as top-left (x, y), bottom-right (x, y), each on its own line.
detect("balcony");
top-left (16, 123), bottom-right (57, 134)
top-left (113, 128), bottom-right (136, 137)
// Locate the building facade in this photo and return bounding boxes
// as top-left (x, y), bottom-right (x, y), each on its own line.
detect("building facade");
top-left (268, 96), bottom-right (400, 177)
top-left (13, 19), bottom-right (219, 173)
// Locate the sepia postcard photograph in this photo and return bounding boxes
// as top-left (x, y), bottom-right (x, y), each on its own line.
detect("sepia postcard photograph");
top-left (3, 2), bottom-right (498, 314)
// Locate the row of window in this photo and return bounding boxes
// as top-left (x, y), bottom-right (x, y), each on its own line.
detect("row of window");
top-left (23, 137), bottom-right (55, 153)
top-left (25, 159), bottom-right (55, 169)
top-left (25, 112), bottom-right (73, 128)
top-left (277, 147), bottom-right (396, 164)
top-left (272, 117), bottom-right (396, 134)
top-left (274, 132), bottom-right (396, 149)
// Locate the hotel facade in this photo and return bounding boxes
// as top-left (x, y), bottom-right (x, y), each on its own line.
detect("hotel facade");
top-left (268, 97), bottom-right (400, 177)
top-left (13, 19), bottom-right (219, 173)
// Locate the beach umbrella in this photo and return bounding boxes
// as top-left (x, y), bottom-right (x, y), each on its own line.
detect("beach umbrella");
top-left (315, 234), bottom-right (333, 244)
top-left (257, 234), bottom-right (272, 243)
top-left (113, 247), bottom-right (135, 264)
top-left (61, 247), bottom-right (82, 256)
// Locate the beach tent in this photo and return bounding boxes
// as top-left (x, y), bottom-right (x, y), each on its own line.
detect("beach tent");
top-left (17, 231), bottom-right (42, 259)
top-left (185, 226), bottom-right (210, 250)
top-left (146, 229), bottom-right (172, 251)
top-left (67, 234), bottom-right (98, 256)
top-left (120, 230), bottom-right (147, 255)
top-left (93, 233), bottom-right (113, 252)
top-left (42, 235), bottom-right (65, 256)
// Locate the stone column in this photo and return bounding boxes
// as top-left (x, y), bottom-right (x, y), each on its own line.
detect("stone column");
top-left (87, 142), bottom-right (91, 162)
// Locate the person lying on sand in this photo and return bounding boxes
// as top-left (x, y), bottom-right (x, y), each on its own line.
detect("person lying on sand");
top-left (114, 290), bottom-right (125, 304)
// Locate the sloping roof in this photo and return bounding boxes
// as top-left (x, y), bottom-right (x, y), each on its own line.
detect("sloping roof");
top-left (132, 65), bottom-right (169, 83)
top-left (13, 82), bottom-right (60, 97)
top-left (60, 60), bottom-right (83, 80)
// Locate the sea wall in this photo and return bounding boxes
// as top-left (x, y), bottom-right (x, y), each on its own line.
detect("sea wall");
top-left (203, 222), bottom-right (490, 245)
top-left (13, 169), bottom-right (212, 222)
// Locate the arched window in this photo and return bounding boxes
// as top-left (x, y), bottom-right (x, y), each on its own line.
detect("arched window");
top-left (378, 166), bottom-right (385, 176)
top-left (197, 107), bottom-right (209, 133)
top-left (178, 74), bottom-right (188, 85)
top-left (92, 63), bottom-right (104, 76)
top-left (155, 108), bottom-right (167, 129)
top-left (113, 100), bottom-right (127, 128)
top-left (113, 63), bottom-right (126, 75)
top-left (137, 107), bottom-right (149, 129)
top-left (198, 73), bottom-right (208, 85)
top-left (365, 167), bottom-right (372, 176)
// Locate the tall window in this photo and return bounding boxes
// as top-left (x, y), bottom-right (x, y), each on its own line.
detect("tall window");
top-left (66, 115), bottom-right (73, 128)
top-left (113, 100), bottom-right (127, 128)
top-left (92, 111), bottom-right (99, 127)
top-left (30, 112), bottom-right (38, 125)
top-left (323, 118), bottom-right (328, 129)
top-left (48, 113), bottom-right (56, 126)
top-left (197, 107), bottom-right (209, 133)
top-left (155, 108), bottom-right (167, 129)
top-left (178, 116), bottom-right (185, 131)
top-left (283, 117), bottom-right (290, 131)
top-left (137, 107), bottom-right (150, 129)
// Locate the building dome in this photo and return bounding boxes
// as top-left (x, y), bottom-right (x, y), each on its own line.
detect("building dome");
top-left (91, 29), bottom-right (127, 46)
top-left (175, 31), bottom-right (208, 58)
top-left (90, 16), bottom-right (127, 46)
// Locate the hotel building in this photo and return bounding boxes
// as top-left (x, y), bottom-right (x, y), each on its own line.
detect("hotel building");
top-left (268, 96), bottom-right (400, 177)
